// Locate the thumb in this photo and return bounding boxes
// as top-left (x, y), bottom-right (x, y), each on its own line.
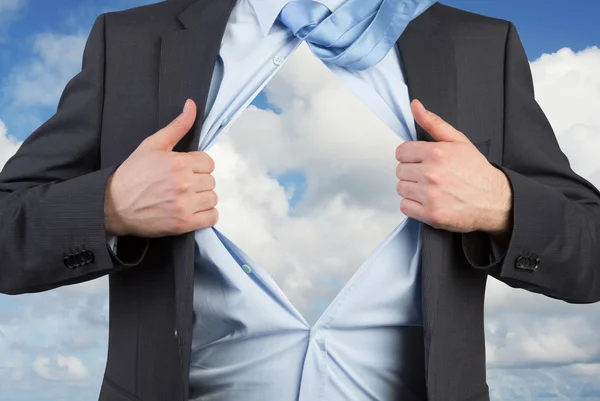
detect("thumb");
top-left (411, 99), bottom-right (469, 143)
top-left (141, 99), bottom-right (197, 151)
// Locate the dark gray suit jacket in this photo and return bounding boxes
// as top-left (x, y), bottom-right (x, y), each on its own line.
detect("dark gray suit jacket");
top-left (1, 0), bottom-right (599, 400)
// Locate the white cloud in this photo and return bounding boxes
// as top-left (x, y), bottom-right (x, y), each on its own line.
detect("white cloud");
top-left (484, 44), bottom-right (600, 334)
top-left (33, 355), bottom-right (89, 381)
top-left (482, 46), bottom-right (600, 399)
top-left (0, 359), bottom-right (25, 385)
top-left (0, 0), bottom-right (23, 16)
top-left (208, 42), bottom-right (405, 323)
top-left (0, 0), bottom-right (25, 41)
top-left (0, 0), bottom-right (22, 13)
top-left (531, 46), bottom-right (600, 187)
top-left (0, 119), bottom-right (22, 168)
top-left (485, 314), bottom-right (600, 368)
top-left (569, 363), bottom-right (600, 377)
top-left (5, 32), bottom-right (86, 107)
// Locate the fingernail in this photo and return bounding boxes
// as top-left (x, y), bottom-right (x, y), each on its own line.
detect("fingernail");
top-left (183, 99), bottom-right (191, 113)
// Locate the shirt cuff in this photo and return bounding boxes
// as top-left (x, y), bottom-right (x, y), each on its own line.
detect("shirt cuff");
top-left (107, 235), bottom-right (117, 254)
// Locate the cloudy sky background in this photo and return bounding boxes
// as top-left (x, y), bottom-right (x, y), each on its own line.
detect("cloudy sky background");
top-left (208, 41), bottom-right (410, 325)
top-left (1, 0), bottom-right (599, 400)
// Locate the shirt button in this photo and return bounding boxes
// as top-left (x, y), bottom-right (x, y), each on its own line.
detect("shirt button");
top-left (174, 328), bottom-right (178, 338)
top-left (312, 329), bottom-right (326, 349)
top-left (311, 328), bottom-right (323, 340)
top-left (242, 264), bottom-right (253, 274)
top-left (273, 55), bottom-right (285, 65)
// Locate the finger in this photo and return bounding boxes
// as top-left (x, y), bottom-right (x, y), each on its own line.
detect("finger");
top-left (410, 99), bottom-right (469, 143)
top-left (191, 174), bottom-right (216, 193)
top-left (396, 180), bottom-right (426, 204)
top-left (400, 197), bottom-right (426, 222)
top-left (396, 163), bottom-right (422, 182)
top-left (193, 190), bottom-right (219, 213)
top-left (189, 208), bottom-right (220, 230)
top-left (395, 141), bottom-right (431, 163)
top-left (186, 151), bottom-right (215, 174)
top-left (144, 99), bottom-right (197, 151)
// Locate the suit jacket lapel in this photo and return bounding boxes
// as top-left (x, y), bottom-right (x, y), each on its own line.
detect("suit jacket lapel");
top-left (159, 0), bottom-right (238, 152)
top-left (157, 0), bottom-right (237, 384)
top-left (395, 1), bottom-right (457, 390)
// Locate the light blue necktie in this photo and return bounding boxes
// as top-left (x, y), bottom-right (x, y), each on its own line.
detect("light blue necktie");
top-left (277, 0), bottom-right (437, 70)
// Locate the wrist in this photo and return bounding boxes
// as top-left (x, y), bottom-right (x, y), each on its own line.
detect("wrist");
top-left (482, 168), bottom-right (513, 234)
top-left (104, 172), bottom-right (128, 237)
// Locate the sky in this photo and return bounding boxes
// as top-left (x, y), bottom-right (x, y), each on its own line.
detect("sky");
top-left (210, 43), bottom-right (409, 325)
top-left (1, 0), bottom-right (600, 400)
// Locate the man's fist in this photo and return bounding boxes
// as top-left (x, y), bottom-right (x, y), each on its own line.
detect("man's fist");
top-left (395, 99), bottom-right (512, 235)
top-left (104, 99), bottom-right (219, 237)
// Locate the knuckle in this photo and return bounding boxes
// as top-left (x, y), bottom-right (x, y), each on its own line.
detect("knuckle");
top-left (426, 205), bottom-right (442, 223)
top-left (425, 169), bottom-right (441, 184)
top-left (201, 174), bottom-right (216, 190)
top-left (429, 146), bottom-right (445, 162)
top-left (395, 145), bottom-right (404, 161)
top-left (208, 174), bottom-right (216, 189)
top-left (196, 208), bottom-right (219, 229)
top-left (176, 219), bottom-right (188, 233)
top-left (424, 186), bottom-right (437, 202)
top-left (209, 208), bottom-right (219, 225)
top-left (167, 120), bottom-right (184, 135)
top-left (432, 116), bottom-right (444, 128)
top-left (170, 114), bottom-right (190, 130)
top-left (399, 198), bottom-right (408, 213)
top-left (206, 191), bottom-right (218, 207)
top-left (168, 215), bottom-right (187, 234)
top-left (171, 153), bottom-right (188, 171)
top-left (429, 114), bottom-right (445, 129)
top-left (178, 180), bottom-right (192, 193)
top-left (171, 176), bottom-right (190, 194)
top-left (204, 154), bottom-right (215, 173)
top-left (172, 197), bottom-right (188, 215)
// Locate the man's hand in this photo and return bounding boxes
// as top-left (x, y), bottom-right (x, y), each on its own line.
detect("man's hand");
top-left (395, 99), bottom-right (512, 236)
top-left (104, 99), bottom-right (219, 237)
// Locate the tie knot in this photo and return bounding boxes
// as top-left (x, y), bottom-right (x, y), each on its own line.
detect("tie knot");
top-left (277, 0), bottom-right (437, 70)
top-left (277, 0), bottom-right (332, 39)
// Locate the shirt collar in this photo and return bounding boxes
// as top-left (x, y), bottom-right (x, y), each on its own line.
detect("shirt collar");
top-left (249, 0), bottom-right (345, 37)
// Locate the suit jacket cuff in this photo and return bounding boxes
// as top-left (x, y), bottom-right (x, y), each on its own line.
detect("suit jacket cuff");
top-left (462, 162), bottom-right (597, 300)
top-left (107, 235), bottom-right (150, 267)
top-left (104, 204), bottom-right (149, 268)
top-left (65, 165), bottom-right (148, 273)
top-left (461, 162), bottom-right (511, 270)
top-left (462, 162), bottom-right (540, 277)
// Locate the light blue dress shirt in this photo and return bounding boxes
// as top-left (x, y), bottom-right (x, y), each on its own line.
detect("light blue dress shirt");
top-left (186, 0), bottom-right (427, 400)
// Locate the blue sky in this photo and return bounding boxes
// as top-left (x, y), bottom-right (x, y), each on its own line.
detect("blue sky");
top-left (2, 0), bottom-right (599, 142)
top-left (1, 1), bottom-right (599, 400)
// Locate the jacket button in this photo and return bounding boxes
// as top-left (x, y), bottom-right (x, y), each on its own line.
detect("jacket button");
top-left (67, 254), bottom-right (78, 269)
top-left (74, 252), bottom-right (85, 266)
top-left (64, 250), bottom-right (94, 269)
top-left (82, 250), bottom-right (94, 264)
top-left (515, 255), bottom-right (532, 271)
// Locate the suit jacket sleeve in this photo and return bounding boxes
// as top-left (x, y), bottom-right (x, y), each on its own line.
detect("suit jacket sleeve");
top-left (0, 14), bottom-right (149, 295)
top-left (461, 21), bottom-right (600, 304)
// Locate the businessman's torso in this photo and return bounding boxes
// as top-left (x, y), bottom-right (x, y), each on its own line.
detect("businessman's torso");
top-left (99, 1), bottom-right (507, 400)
